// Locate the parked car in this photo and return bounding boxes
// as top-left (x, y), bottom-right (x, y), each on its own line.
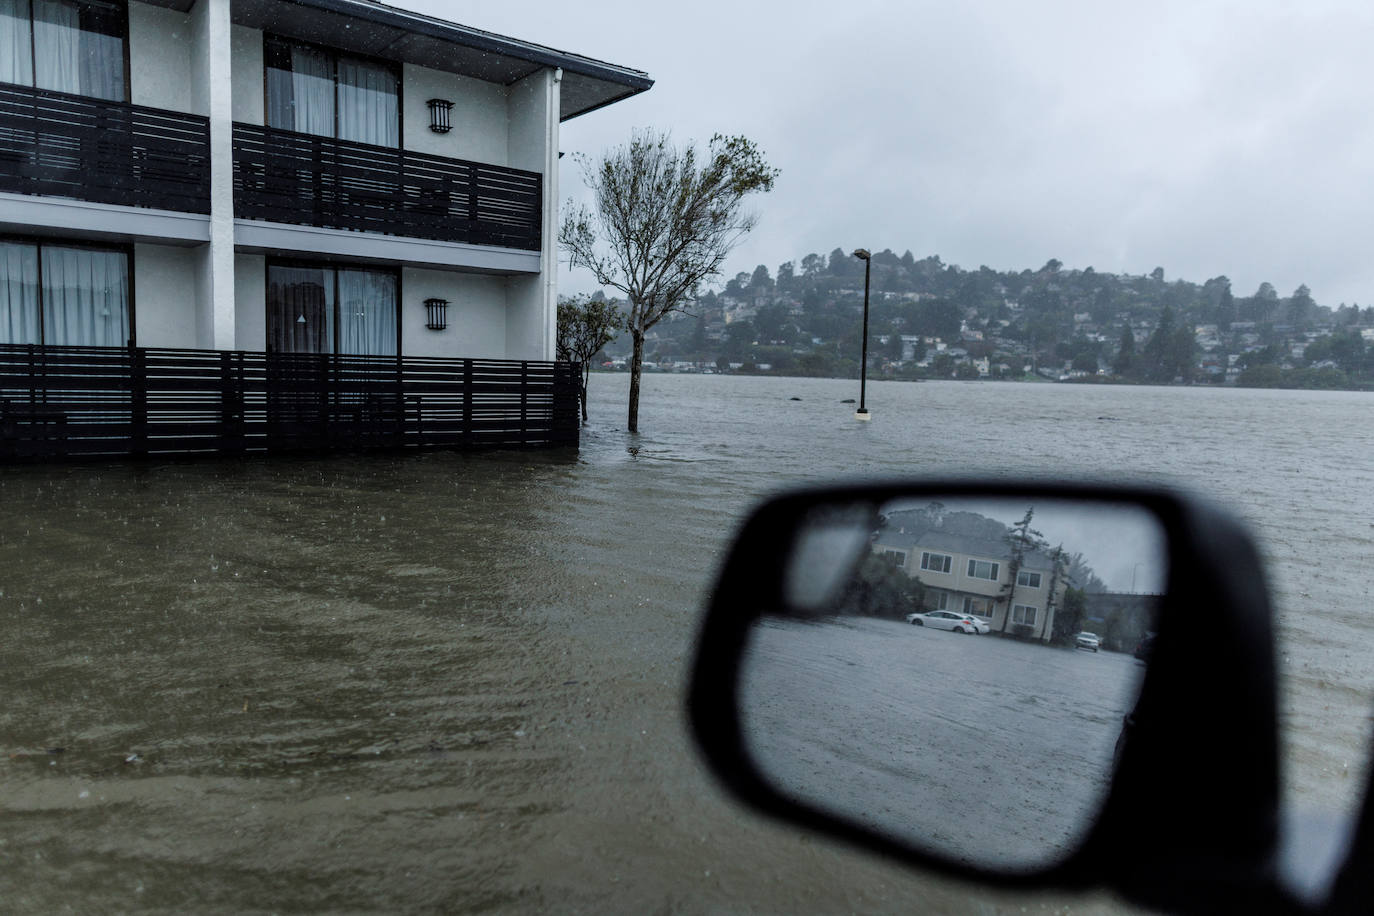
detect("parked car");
top-left (904, 610), bottom-right (990, 634)
top-left (1075, 631), bottom-right (1101, 651)
top-left (1134, 633), bottom-right (1156, 661)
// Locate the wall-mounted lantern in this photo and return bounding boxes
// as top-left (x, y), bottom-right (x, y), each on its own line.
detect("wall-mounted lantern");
top-left (424, 297), bottom-right (449, 331)
top-left (427, 98), bottom-right (454, 134)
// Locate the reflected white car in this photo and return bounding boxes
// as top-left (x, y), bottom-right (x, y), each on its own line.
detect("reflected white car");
top-left (904, 611), bottom-right (989, 634)
top-left (1075, 632), bottom-right (1101, 651)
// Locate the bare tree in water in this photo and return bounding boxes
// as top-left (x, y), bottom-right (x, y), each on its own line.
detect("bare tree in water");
top-left (560, 129), bottom-right (778, 432)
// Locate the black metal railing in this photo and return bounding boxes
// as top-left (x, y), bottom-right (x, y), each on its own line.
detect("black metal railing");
top-left (0, 344), bottom-right (579, 461)
top-left (0, 82), bottom-right (211, 214)
top-left (232, 124), bottom-right (542, 251)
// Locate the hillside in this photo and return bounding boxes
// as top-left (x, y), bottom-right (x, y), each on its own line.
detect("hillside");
top-left (587, 250), bottom-right (1374, 388)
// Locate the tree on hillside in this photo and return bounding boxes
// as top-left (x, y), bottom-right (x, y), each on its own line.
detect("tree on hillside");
top-left (1289, 284), bottom-right (1316, 328)
top-left (1113, 326), bottom-right (1136, 376)
top-left (1141, 306), bottom-right (1179, 381)
top-left (556, 295), bottom-right (624, 423)
top-left (560, 129), bottom-right (778, 432)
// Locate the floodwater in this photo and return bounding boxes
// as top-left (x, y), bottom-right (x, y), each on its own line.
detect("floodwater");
top-left (1, 374), bottom-right (1372, 913)
top-left (741, 616), bottom-right (1143, 870)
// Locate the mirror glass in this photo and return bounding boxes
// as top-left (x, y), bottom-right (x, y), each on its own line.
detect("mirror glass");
top-left (738, 495), bottom-right (1166, 871)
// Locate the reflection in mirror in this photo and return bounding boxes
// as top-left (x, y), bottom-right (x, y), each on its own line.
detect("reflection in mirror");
top-left (742, 497), bottom-right (1166, 870)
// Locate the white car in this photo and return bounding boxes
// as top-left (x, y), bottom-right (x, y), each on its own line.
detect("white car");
top-left (905, 611), bottom-right (989, 634)
top-left (1075, 632), bottom-right (1101, 651)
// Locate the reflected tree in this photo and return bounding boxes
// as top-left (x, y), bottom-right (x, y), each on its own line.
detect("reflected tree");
top-left (1000, 508), bottom-right (1046, 634)
top-left (837, 553), bottom-right (924, 619)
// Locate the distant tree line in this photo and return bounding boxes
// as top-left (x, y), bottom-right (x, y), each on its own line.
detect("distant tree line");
top-left (582, 247), bottom-right (1374, 390)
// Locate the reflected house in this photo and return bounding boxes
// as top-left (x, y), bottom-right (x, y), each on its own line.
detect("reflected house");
top-left (872, 510), bottom-right (1068, 641)
top-left (0, 0), bottom-right (651, 459)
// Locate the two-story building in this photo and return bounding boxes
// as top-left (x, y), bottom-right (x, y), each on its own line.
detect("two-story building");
top-left (873, 509), bottom-right (1068, 641)
top-left (0, 0), bottom-right (650, 457)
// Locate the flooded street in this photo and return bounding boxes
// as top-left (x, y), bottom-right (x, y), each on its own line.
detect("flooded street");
top-left (742, 617), bottom-right (1143, 869)
top-left (2, 374), bottom-right (1372, 912)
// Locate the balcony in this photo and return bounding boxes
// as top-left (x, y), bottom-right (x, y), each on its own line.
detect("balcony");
top-left (232, 124), bottom-right (542, 251)
top-left (0, 82), bottom-right (211, 214)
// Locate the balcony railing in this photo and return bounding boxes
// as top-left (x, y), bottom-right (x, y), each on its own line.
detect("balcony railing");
top-left (0, 344), bottom-right (579, 461)
top-left (0, 82), bottom-right (211, 214)
top-left (232, 124), bottom-right (542, 251)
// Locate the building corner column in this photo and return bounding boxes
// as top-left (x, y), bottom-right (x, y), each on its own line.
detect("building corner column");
top-left (194, 0), bottom-right (236, 351)
top-left (542, 67), bottom-right (562, 361)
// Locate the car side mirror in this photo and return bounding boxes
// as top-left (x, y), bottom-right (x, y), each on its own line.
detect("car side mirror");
top-left (687, 481), bottom-right (1301, 914)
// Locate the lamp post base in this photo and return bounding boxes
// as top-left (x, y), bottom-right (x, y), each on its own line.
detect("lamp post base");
top-left (855, 408), bottom-right (871, 421)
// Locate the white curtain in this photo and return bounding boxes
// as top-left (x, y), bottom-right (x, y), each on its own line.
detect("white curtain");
top-left (41, 246), bottom-right (128, 346)
top-left (290, 45), bottom-right (334, 137)
top-left (267, 44), bottom-right (335, 137)
top-left (32, 0), bottom-right (123, 100)
top-left (32, 0), bottom-right (77, 94)
top-left (337, 269), bottom-right (396, 355)
top-left (0, 0), bottom-right (32, 86)
top-left (0, 241), bottom-right (40, 345)
top-left (337, 57), bottom-right (398, 147)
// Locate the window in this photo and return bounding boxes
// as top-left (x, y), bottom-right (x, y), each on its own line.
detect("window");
top-left (1013, 604), bottom-right (1038, 626)
top-left (963, 596), bottom-right (991, 617)
top-left (266, 36), bottom-right (400, 147)
top-left (966, 559), bottom-right (1000, 580)
top-left (928, 590), bottom-right (948, 611)
top-left (1016, 570), bottom-right (1042, 588)
top-left (0, 238), bottom-right (130, 345)
top-left (880, 549), bottom-right (906, 567)
top-left (920, 551), bottom-right (952, 573)
top-left (267, 263), bottom-right (398, 356)
top-left (0, 0), bottom-right (127, 101)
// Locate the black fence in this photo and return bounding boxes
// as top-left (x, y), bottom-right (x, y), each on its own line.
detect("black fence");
top-left (0, 82), bottom-right (211, 214)
top-left (0, 344), bottom-right (579, 461)
top-left (232, 124), bottom-right (542, 250)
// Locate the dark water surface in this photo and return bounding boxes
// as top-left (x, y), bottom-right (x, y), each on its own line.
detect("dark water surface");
top-left (2, 374), bottom-right (1371, 913)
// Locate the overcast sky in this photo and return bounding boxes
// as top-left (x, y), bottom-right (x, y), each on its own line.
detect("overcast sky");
top-left (395, 1), bottom-right (1374, 307)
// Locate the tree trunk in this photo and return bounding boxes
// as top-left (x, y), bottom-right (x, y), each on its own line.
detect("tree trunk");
top-left (580, 362), bottom-right (590, 424)
top-left (627, 327), bottom-right (645, 432)
top-left (1000, 577), bottom-right (1017, 634)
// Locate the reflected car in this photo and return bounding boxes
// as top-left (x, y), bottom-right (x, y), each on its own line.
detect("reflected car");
top-left (1133, 633), bottom-right (1156, 661)
top-left (904, 611), bottom-right (990, 634)
top-left (1075, 632), bottom-right (1101, 652)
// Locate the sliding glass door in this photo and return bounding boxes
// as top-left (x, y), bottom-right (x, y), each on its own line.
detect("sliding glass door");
top-left (265, 36), bottom-right (399, 147)
top-left (0, 239), bottom-right (130, 346)
top-left (0, 0), bottom-right (127, 101)
top-left (267, 263), bottom-right (397, 356)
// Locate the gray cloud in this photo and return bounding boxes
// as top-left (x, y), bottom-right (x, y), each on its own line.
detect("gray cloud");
top-left (397, 0), bottom-right (1374, 305)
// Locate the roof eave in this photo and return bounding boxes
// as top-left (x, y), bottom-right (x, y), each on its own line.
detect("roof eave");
top-left (278, 0), bottom-right (653, 91)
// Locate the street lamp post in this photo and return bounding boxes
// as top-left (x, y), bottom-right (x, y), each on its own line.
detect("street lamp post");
top-left (852, 248), bottom-right (872, 421)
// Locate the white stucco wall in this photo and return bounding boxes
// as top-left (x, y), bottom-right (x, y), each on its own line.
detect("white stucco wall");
top-left (507, 70), bottom-right (551, 174)
top-left (129, 1), bottom-right (198, 114)
top-left (234, 254), bottom-right (266, 351)
top-left (135, 243), bottom-right (201, 347)
top-left (504, 69), bottom-right (559, 360)
top-left (230, 26), bottom-right (264, 125)
top-left (401, 268), bottom-right (506, 358)
top-left (402, 64), bottom-right (507, 164)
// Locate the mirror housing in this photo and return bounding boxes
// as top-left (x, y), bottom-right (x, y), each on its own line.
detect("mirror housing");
top-left (688, 481), bottom-right (1294, 914)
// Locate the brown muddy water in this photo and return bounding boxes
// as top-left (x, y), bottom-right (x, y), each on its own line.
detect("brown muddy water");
top-left (2, 374), bottom-right (1372, 913)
